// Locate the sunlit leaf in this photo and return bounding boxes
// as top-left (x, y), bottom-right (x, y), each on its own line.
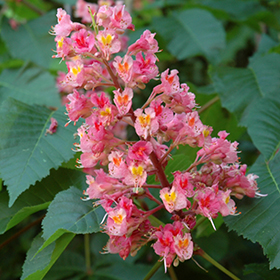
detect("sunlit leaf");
top-left (1, 10), bottom-right (56, 68)
top-left (41, 187), bottom-right (104, 249)
top-left (210, 53), bottom-right (280, 123)
top-left (244, 263), bottom-right (280, 279)
top-left (21, 233), bottom-right (75, 280)
top-left (0, 66), bottom-right (60, 107)
top-left (0, 98), bottom-right (79, 206)
top-left (0, 168), bottom-right (86, 234)
top-left (152, 9), bottom-right (225, 63)
top-left (225, 153), bottom-right (280, 268)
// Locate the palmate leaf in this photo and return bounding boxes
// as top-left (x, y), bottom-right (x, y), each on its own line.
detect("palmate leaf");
top-left (244, 263), bottom-right (280, 279)
top-left (44, 251), bottom-right (86, 280)
top-left (225, 153), bottom-right (280, 269)
top-left (210, 53), bottom-right (280, 123)
top-left (0, 98), bottom-right (79, 206)
top-left (0, 168), bottom-right (86, 234)
top-left (41, 187), bottom-right (104, 249)
top-left (0, 66), bottom-right (60, 107)
top-left (1, 10), bottom-right (56, 68)
top-left (21, 233), bottom-right (75, 280)
top-left (244, 97), bottom-right (280, 161)
top-left (93, 261), bottom-right (169, 280)
top-left (152, 8), bottom-right (225, 63)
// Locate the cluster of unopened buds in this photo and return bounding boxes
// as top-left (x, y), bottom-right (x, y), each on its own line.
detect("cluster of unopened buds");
top-left (51, 0), bottom-right (263, 272)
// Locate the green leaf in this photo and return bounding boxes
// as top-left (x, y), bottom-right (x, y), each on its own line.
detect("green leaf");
top-left (1, 10), bottom-right (56, 68)
top-left (221, 25), bottom-right (253, 64)
top-left (0, 168), bottom-right (86, 234)
top-left (0, 98), bottom-right (79, 206)
top-left (244, 263), bottom-right (280, 279)
top-left (51, 0), bottom-right (77, 4)
top-left (210, 53), bottom-right (280, 122)
top-left (41, 187), bottom-right (104, 248)
top-left (195, 214), bottom-right (224, 238)
top-left (44, 251), bottom-right (85, 280)
top-left (245, 97), bottom-right (280, 161)
top-left (225, 153), bottom-right (280, 269)
top-left (21, 232), bottom-right (75, 280)
top-left (0, 66), bottom-right (60, 107)
top-left (198, 0), bottom-right (266, 21)
top-left (94, 261), bottom-right (169, 280)
top-left (152, 8), bottom-right (225, 63)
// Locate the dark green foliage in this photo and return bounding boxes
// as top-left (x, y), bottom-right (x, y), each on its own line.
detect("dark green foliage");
top-left (1, 0), bottom-right (280, 279)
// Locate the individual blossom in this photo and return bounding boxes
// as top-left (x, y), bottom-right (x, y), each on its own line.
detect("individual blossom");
top-left (52, 8), bottom-right (83, 37)
top-left (110, 4), bottom-right (134, 31)
top-left (123, 162), bottom-right (147, 190)
top-left (160, 185), bottom-right (190, 213)
top-left (65, 89), bottom-right (93, 124)
top-left (127, 140), bottom-right (153, 163)
top-left (96, 29), bottom-right (121, 60)
top-left (172, 171), bottom-right (194, 198)
top-left (113, 87), bottom-right (133, 115)
top-left (45, 118), bottom-right (58, 135)
top-left (197, 130), bottom-right (239, 164)
top-left (75, 0), bottom-right (98, 24)
top-left (128, 29), bottom-right (159, 56)
top-left (194, 184), bottom-right (221, 230)
top-left (132, 52), bottom-right (159, 86)
top-left (152, 222), bottom-right (193, 272)
top-left (134, 107), bottom-right (159, 139)
top-left (113, 55), bottom-right (134, 86)
top-left (71, 29), bottom-right (96, 54)
top-left (108, 150), bottom-right (128, 179)
top-left (85, 169), bottom-right (120, 199)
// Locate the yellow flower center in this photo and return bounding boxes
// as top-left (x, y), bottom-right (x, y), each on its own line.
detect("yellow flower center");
top-left (138, 114), bottom-right (151, 128)
top-left (164, 190), bottom-right (176, 203)
top-left (71, 66), bottom-right (81, 76)
top-left (131, 165), bottom-right (143, 176)
top-left (101, 34), bottom-right (113, 46)
top-left (100, 106), bottom-right (111, 117)
top-left (112, 214), bottom-right (124, 225)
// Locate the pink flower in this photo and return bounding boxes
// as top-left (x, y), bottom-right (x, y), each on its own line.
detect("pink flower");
top-left (71, 29), bottom-right (96, 54)
top-left (108, 150), bottom-right (128, 179)
top-left (85, 169), bottom-right (120, 199)
top-left (123, 162), bottom-right (147, 190)
top-left (110, 4), bottom-right (134, 31)
top-left (75, 0), bottom-right (98, 24)
top-left (53, 8), bottom-right (83, 37)
top-left (173, 171), bottom-right (194, 198)
top-left (113, 55), bottom-right (133, 85)
top-left (217, 189), bottom-right (236, 216)
top-left (128, 29), bottom-right (159, 55)
top-left (194, 185), bottom-right (221, 229)
top-left (65, 90), bottom-right (93, 123)
top-left (134, 107), bottom-right (159, 139)
top-left (160, 186), bottom-right (189, 213)
top-left (197, 131), bottom-right (239, 164)
top-left (45, 118), bottom-right (58, 135)
top-left (96, 29), bottom-right (121, 60)
top-left (152, 222), bottom-right (193, 271)
top-left (127, 141), bottom-right (153, 163)
top-left (132, 52), bottom-right (158, 85)
top-left (113, 87), bottom-right (133, 115)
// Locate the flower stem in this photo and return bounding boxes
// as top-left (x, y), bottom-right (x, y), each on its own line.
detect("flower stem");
top-left (149, 151), bottom-right (170, 189)
top-left (84, 234), bottom-right (93, 275)
top-left (168, 266), bottom-right (178, 280)
top-left (143, 260), bottom-right (163, 280)
top-left (199, 250), bottom-right (240, 280)
top-left (197, 95), bottom-right (219, 114)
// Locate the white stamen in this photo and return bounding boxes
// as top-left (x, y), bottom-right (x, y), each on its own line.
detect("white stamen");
top-left (100, 213), bottom-right (108, 225)
top-left (209, 217), bottom-right (216, 231)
